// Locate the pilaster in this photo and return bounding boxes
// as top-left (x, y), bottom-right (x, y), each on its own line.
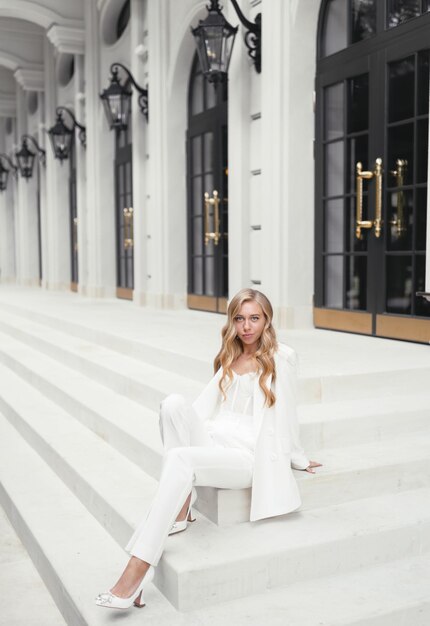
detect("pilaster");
top-left (0, 120), bottom-right (16, 283)
top-left (131, 0), bottom-right (149, 305)
top-left (260, 0), bottom-right (316, 328)
top-left (228, 0), bottom-right (255, 299)
top-left (44, 38), bottom-right (71, 291)
top-left (144, 0), bottom-right (170, 307)
top-left (75, 56), bottom-right (88, 295)
top-left (15, 84), bottom-right (40, 286)
top-left (84, 0), bottom-right (116, 298)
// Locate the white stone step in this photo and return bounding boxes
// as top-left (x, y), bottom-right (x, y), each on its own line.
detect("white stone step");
top-left (0, 308), bottom-right (429, 452)
top-left (0, 292), bottom-right (217, 383)
top-left (0, 507), bottom-right (67, 626)
top-left (300, 393), bottom-right (430, 449)
top-left (0, 330), bottom-right (164, 480)
top-left (0, 311), bottom-right (201, 410)
top-left (1, 341), bottom-right (430, 517)
top-left (165, 486), bottom-right (430, 611)
top-left (176, 553), bottom-right (430, 626)
top-left (1, 363), bottom-right (430, 610)
top-left (0, 413), bottom-right (176, 626)
top-left (2, 414), bottom-right (429, 625)
top-left (0, 363), bottom-right (159, 548)
top-left (1, 330), bottom-right (430, 525)
top-left (1, 302), bottom-right (429, 404)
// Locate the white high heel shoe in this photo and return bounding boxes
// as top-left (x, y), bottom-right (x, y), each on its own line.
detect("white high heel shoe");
top-left (168, 491), bottom-right (197, 536)
top-left (95, 565), bottom-right (155, 610)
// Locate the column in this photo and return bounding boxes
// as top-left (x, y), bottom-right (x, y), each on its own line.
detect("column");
top-left (131, 0), bottom-right (149, 305)
top-left (84, 0), bottom-right (116, 298)
top-left (0, 120), bottom-right (16, 283)
top-left (44, 38), bottom-right (71, 290)
top-left (260, 0), bottom-right (317, 328)
top-left (15, 84), bottom-right (40, 286)
top-left (75, 54), bottom-right (88, 295)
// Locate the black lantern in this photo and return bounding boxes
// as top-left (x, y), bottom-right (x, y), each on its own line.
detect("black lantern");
top-left (192, 0), bottom-right (261, 82)
top-left (16, 135), bottom-right (46, 180)
top-left (0, 154), bottom-right (17, 192)
top-left (192, 1), bottom-right (238, 83)
top-left (100, 63), bottom-right (148, 129)
top-left (0, 158), bottom-right (9, 191)
top-left (47, 106), bottom-right (86, 163)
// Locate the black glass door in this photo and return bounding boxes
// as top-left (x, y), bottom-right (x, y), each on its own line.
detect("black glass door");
top-left (69, 139), bottom-right (78, 290)
top-left (114, 104), bottom-right (133, 300)
top-left (187, 56), bottom-right (228, 313)
top-left (315, 2), bottom-right (430, 343)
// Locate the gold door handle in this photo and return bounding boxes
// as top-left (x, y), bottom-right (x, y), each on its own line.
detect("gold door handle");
top-left (355, 162), bottom-right (374, 240)
top-left (73, 217), bottom-right (78, 252)
top-left (355, 158), bottom-right (383, 239)
top-left (123, 207), bottom-right (134, 249)
top-left (204, 190), bottom-right (220, 246)
top-left (373, 158), bottom-right (383, 238)
top-left (389, 159), bottom-right (407, 237)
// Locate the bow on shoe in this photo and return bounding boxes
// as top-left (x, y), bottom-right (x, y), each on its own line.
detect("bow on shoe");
top-left (95, 592), bottom-right (113, 605)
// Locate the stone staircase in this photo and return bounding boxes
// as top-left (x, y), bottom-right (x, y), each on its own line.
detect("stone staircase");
top-left (0, 287), bottom-right (429, 625)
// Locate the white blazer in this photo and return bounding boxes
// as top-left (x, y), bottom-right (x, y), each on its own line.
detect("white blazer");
top-left (192, 343), bottom-right (309, 522)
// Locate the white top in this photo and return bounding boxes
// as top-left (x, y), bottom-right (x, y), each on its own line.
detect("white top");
top-left (208, 370), bottom-right (258, 453)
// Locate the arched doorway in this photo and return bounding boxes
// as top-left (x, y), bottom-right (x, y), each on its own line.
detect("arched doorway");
top-left (314, 0), bottom-right (430, 343)
top-left (186, 55), bottom-right (228, 313)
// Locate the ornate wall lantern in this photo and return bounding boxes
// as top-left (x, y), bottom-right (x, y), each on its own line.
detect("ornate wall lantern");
top-left (100, 62), bottom-right (148, 129)
top-left (191, 0), bottom-right (261, 83)
top-left (15, 135), bottom-right (46, 180)
top-left (47, 106), bottom-right (86, 162)
top-left (0, 154), bottom-right (18, 192)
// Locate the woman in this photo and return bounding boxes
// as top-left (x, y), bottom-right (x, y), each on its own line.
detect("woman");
top-left (95, 288), bottom-right (321, 610)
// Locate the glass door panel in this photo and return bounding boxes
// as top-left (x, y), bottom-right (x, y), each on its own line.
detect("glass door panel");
top-left (69, 140), bottom-right (78, 291)
top-left (316, 1), bottom-right (430, 343)
top-left (115, 144), bottom-right (134, 299)
top-left (380, 48), bottom-right (430, 323)
top-left (321, 71), bottom-right (370, 316)
top-left (187, 55), bottom-right (228, 313)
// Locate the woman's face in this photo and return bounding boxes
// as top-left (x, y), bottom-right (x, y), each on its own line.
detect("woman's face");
top-left (233, 300), bottom-right (266, 350)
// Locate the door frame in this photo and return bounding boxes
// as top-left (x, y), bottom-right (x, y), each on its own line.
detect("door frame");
top-left (186, 57), bottom-right (228, 314)
top-left (314, 8), bottom-right (430, 343)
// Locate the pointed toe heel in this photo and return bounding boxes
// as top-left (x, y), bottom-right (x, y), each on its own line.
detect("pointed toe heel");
top-left (168, 494), bottom-right (197, 535)
top-left (95, 565), bottom-right (155, 610)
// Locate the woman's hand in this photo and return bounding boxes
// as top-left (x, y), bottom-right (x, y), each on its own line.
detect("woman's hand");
top-left (304, 460), bottom-right (323, 474)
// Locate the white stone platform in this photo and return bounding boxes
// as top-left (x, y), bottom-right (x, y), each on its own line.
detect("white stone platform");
top-left (0, 285), bottom-right (429, 625)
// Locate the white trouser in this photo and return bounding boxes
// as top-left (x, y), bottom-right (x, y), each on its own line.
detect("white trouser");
top-left (125, 393), bottom-right (254, 566)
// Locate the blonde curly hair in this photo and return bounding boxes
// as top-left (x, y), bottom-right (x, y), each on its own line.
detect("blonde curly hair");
top-left (213, 288), bottom-right (278, 407)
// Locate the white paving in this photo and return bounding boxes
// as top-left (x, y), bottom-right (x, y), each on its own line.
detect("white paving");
top-left (0, 285), bottom-right (429, 624)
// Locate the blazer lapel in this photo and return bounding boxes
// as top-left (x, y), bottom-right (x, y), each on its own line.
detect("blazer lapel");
top-left (253, 371), bottom-right (272, 438)
top-left (192, 367), bottom-right (223, 421)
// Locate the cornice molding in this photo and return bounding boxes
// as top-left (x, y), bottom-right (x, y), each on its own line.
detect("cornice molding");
top-left (46, 25), bottom-right (85, 55)
top-left (14, 67), bottom-right (44, 91)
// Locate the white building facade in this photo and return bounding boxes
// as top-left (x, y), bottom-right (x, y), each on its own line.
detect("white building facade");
top-left (0, 0), bottom-right (429, 343)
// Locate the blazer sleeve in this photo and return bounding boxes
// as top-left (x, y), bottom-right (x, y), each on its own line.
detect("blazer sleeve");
top-left (278, 345), bottom-right (310, 470)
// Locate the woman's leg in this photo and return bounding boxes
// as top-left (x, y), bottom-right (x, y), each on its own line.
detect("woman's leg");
top-left (108, 396), bottom-right (217, 599)
top-left (159, 393), bottom-right (213, 521)
top-left (125, 444), bottom-right (253, 567)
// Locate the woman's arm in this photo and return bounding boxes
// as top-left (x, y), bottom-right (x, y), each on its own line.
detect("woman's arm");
top-left (277, 346), bottom-right (321, 474)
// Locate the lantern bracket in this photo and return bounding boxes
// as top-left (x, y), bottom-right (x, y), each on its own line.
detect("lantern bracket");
top-left (21, 134), bottom-right (46, 167)
top-left (228, 1), bottom-right (261, 72)
top-left (205, 0), bottom-right (261, 74)
top-left (0, 154), bottom-right (18, 177)
top-left (56, 106), bottom-right (86, 148)
top-left (111, 63), bottom-right (149, 122)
